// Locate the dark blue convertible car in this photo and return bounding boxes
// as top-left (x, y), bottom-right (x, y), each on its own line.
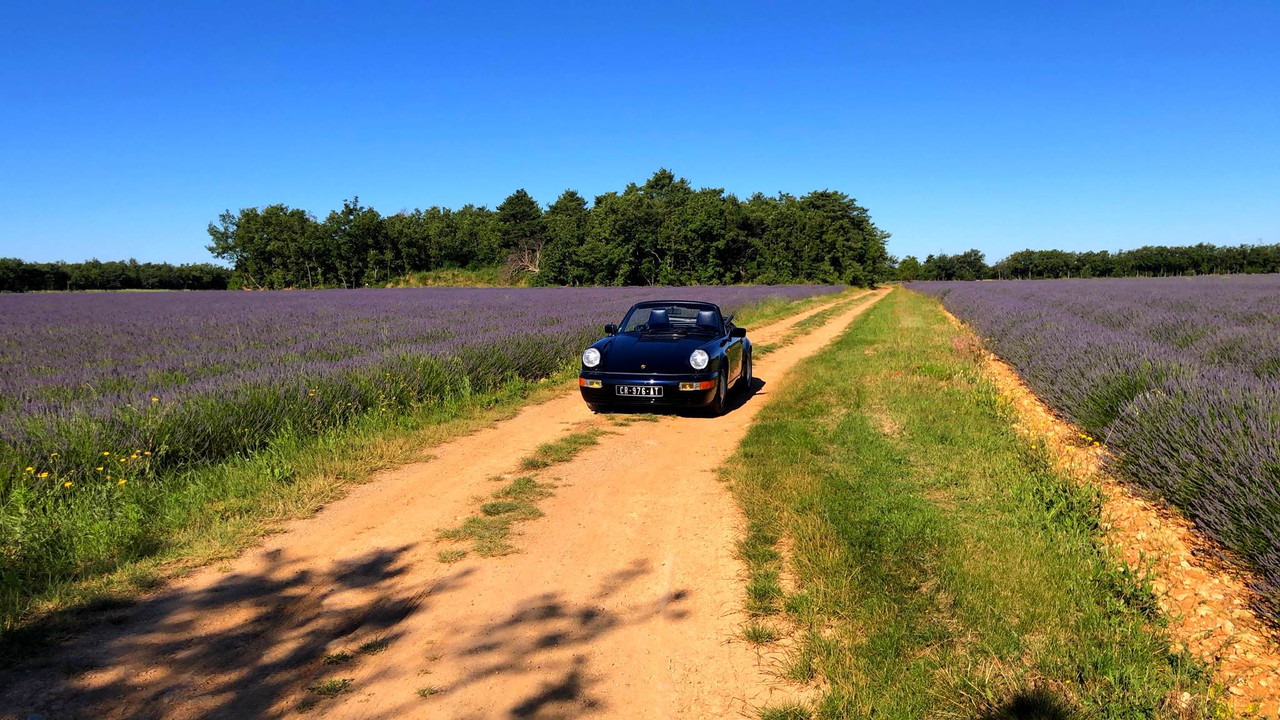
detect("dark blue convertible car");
top-left (578, 300), bottom-right (752, 415)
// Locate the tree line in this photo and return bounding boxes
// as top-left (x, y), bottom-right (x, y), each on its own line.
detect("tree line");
top-left (0, 258), bottom-right (232, 293)
top-left (205, 169), bottom-right (894, 289)
top-left (895, 242), bottom-right (1280, 281)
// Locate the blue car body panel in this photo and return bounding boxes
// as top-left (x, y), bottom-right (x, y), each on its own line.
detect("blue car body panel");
top-left (578, 300), bottom-right (751, 410)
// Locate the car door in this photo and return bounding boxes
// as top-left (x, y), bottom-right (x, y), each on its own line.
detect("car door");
top-left (724, 324), bottom-right (743, 382)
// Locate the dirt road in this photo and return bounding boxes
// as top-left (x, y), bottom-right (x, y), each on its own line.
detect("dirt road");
top-left (1, 289), bottom-right (887, 720)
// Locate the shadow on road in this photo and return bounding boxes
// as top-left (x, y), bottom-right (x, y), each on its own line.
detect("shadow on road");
top-left (0, 543), bottom-right (458, 719)
top-left (445, 558), bottom-right (691, 719)
top-left (1, 553), bottom-right (692, 720)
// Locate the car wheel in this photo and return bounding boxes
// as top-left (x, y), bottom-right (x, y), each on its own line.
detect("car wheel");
top-left (707, 371), bottom-right (728, 416)
top-left (586, 402), bottom-right (601, 413)
top-left (738, 351), bottom-right (753, 394)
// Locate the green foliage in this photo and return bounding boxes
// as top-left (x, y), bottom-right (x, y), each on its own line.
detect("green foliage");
top-left (497, 189), bottom-right (548, 276)
top-left (0, 258), bottom-right (231, 293)
top-left (897, 242), bottom-right (1280, 283)
top-left (203, 169), bottom-right (893, 289)
top-left (895, 255), bottom-right (922, 281)
top-left (995, 243), bottom-right (1280, 279)
top-left (920, 248), bottom-right (990, 281)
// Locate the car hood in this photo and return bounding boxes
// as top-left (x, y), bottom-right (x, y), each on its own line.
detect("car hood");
top-left (598, 333), bottom-right (718, 374)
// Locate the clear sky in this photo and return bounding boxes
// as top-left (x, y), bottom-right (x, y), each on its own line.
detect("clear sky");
top-left (1, 0), bottom-right (1276, 265)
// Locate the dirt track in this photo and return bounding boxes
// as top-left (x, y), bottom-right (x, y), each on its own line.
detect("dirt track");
top-left (0, 289), bottom-right (887, 720)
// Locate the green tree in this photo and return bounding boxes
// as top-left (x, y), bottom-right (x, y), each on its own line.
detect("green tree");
top-left (496, 189), bottom-right (548, 276)
top-left (539, 190), bottom-right (589, 285)
top-left (897, 255), bottom-right (922, 281)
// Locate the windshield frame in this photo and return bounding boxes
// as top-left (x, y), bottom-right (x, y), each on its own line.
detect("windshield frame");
top-left (618, 302), bottom-right (725, 336)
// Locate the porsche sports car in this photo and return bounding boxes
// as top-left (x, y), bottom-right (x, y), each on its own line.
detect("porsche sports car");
top-left (578, 300), bottom-right (752, 415)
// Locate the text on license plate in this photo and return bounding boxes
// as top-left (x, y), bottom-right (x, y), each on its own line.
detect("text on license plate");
top-left (616, 385), bottom-right (663, 397)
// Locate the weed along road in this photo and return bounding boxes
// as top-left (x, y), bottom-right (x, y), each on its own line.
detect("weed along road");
top-left (0, 289), bottom-right (888, 719)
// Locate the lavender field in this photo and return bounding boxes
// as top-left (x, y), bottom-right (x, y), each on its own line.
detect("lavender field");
top-left (907, 276), bottom-right (1280, 616)
top-left (0, 285), bottom-right (839, 621)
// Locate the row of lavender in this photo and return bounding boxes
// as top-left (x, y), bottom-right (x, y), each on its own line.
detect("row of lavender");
top-left (907, 276), bottom-right (1280, 618)
top-left (3, 286), bottom-right (840, 476)
top-left (0, 285), bottom-right (839, 619)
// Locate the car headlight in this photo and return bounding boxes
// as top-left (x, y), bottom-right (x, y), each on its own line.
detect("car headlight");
top-left (689, 349), bottom-right (709, 370)
top-left (582, 347), bottom-right (601, 368)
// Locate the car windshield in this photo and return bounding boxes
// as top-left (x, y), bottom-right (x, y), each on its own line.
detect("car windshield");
top-left (620, 305), bottom-right (721, 335)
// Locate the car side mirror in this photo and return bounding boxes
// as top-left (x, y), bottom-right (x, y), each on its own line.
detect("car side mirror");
top-left (730, 327), bottom-right (747, 338)
top-left (604, 323), bottom-right (618, 335)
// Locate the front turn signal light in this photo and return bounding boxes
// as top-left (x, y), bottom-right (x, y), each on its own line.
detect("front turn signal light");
top-left (580, 378), bottom-right (603, 388)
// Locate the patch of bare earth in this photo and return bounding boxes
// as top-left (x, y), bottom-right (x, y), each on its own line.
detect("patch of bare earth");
top-left (951, 309), bottom-right (1280, 717)
top-left (0, 289), bottom-right (886, 720)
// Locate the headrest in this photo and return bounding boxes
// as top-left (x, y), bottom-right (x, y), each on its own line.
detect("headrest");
top-left (696, 310), bottom-right (719, 329)
top-left (648, 308), bottom-right (671, 327)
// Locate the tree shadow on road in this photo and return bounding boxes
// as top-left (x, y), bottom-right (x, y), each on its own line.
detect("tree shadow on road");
top-left (1, 554), bottom-right (693, 720)
top-left (442, 558), bottom-right (692, 720)
top-left (0, 543), bottom-right (467, 719)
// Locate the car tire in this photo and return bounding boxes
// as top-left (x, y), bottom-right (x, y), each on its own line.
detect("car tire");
top-left (707, 371), bottom-right (728, 416)
top-left (738, 350), bottom-right (753, 394)
top-left (586, 403), bottom-right (602, 413)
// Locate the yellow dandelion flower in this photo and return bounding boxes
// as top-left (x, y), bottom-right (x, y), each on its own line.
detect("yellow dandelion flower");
top-left (1031, 445), bottom-right (1037, 450)
top-left (118, 479), bottom-right (127, 486)
top-left (38, 472), bottom-right (49, 478)
top-left (96, 466), bottom-right (104, 471)
top-left (102, 451), bottom-right (111, 456)
top-left (151, 396), bottom-right (159, 403)
top-left (63, 481), bottom-right (73, 488)
top-left (25, 466), bottom-right (34, 473)
top-left (144, 451), bottom-right (151, 456)
top-left (1092, 441), bottom-right (1100, 447)
top-left (119, 457), bottom-right (126, 463)
top-left (50, 452), bottom-right (59, 457)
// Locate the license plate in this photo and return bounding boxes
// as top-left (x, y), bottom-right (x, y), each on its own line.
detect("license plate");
top-left (616, 385), bottom-right (663, 397)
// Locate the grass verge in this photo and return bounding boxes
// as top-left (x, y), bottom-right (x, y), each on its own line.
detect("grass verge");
top-left (726, 289), bottom-right (1221, 719)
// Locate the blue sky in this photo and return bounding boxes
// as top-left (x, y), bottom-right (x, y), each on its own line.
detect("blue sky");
top-left (1, 0), bottom-right (1276, 265)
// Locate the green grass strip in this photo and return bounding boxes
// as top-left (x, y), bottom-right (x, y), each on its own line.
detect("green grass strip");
top-left (437, 476), bottom-right (555, 557)
top-left (727, 289), bottom-right (1220, 719)
top-left (518, 428), bottom-right (606, 470)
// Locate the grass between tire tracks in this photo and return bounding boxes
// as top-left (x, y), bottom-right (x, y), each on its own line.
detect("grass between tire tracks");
top-left (438, 427), bottom-right (605, 558)
top-left (726, 289), bottom-right (1222, 719)
top-left (753, 291), bottom-right (869, 359)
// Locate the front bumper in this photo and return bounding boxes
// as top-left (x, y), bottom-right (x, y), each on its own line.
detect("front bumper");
top-left (578, 370), bottom-right (719, 408)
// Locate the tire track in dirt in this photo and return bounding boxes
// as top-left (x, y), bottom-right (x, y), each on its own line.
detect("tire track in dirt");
top-left (0, 289), bottom-right (884, 720)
